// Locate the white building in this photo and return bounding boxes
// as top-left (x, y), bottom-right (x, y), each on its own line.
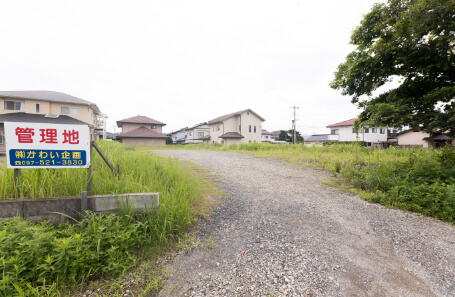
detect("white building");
top-left (184, 122), bottom-right (210, 144)
top-left (170, 127), bottom-right (187, 144)
top-left (208, 109), bottom-right (265, 146)
top-left (326, 118), bottom-right (388, 145)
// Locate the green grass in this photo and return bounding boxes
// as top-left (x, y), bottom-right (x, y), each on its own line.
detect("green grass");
top-left (0, 141), bottom-right (220, 296)
top-left (157, 142), bottom-right (455, 223)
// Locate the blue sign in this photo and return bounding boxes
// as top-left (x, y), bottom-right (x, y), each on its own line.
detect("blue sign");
top-left (9, 149), bottom-right (87, 167)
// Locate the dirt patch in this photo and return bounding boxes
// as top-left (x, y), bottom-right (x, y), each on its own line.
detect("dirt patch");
top-left (154, 150), bottom-right (455, 297)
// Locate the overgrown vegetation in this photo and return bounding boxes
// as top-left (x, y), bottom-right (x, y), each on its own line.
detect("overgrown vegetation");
top-left (0, 141), bottom-right (218, 296)
top-left (161, 142), bottom-right (455, 223)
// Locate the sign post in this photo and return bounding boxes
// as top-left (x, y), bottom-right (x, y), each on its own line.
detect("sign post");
top-left (4, 122), bottom-right (90, 169)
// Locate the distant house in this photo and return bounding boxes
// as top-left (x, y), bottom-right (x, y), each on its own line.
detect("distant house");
top-left (184, 122), bottom-right (210, 144)
top-left (116, 115), bottom-right (169, 146)
top-left (397, 130), bottom-right (454, 148)
top-left (304, 134), bottom-right (338, 145)
top-left (207, 109), bottom-right (265, 146)
top-left (170, 127), bottom-right (188, 144)
top-left (261, 130), bottom-right (280, 142)
top-left (0, 91), bottom-right (107, 154)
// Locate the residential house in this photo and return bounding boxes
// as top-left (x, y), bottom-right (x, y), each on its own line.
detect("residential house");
top-left (261, 130), bottom-right (281, 142)
top-left (0, 90), bottom-right (106, 154)
top-left (304, 134), bottom-right (338, 145)
top-left (184, 122), bottom-right (210, 144)
top-left (397, 130), bottom-right (455, 148)
top-left (170, 127), bottom-right (188, 144)
top-left (207, 109), bottom-right (265, 146)
top-left (326, 118), bottom-right (388, 145)
top-left (116, 115), bottom-right (168, 146)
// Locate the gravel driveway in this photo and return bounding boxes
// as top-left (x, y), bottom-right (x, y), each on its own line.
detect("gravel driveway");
top-left (154, 150), bottom-right (455, 297)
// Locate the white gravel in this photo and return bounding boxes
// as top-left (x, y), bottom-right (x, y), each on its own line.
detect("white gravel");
top-left (154, 150), bottom-right (455, 297)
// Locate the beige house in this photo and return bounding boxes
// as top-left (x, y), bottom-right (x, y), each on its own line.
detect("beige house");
top-left (397, 130), bottom-right (454, 148)
top-left (0, 91), bottom-right (106, 154)
top-left (207, 109), bottom-right (265, 146)
top-left (117, 115), bottom-right (168, 146)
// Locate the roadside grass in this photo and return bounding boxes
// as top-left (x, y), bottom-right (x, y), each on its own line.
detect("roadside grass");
top-left (0, 141), bottom-right (222, 296)
top-left (156, 142), bottom-right (455, 223)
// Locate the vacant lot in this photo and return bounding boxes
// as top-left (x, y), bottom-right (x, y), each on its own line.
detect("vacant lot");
top-left (155, 150), bottom-right (455, 297)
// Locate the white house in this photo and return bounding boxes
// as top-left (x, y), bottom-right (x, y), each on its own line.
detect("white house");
top-left (208, 109), bottom-right (265, 146)
top-left (184, 122), bottom-right (210, 144)
top-left (326, 118), bottom-right (388, 145)
top-left (170, 127), bottom-right (187, 144)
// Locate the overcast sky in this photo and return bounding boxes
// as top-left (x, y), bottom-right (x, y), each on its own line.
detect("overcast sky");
top-left (0, 0), bottom-right (385, 135)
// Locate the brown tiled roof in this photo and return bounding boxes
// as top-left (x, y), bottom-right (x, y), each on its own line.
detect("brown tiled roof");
top-left (117, 115), bottom-right (166, 127)
top-left (327, 118), bottom-right (357, 128)
top-left (208, 109), bottom-right (265, 124)
top-left (198, 135), bottom-right (211, 140)
top-left (117, 126), bottom-right (169, 139)
top-left (219, 132), bottom-right (244, 139)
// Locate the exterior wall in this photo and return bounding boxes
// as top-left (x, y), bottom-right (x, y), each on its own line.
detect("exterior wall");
top-left (0, 97), bottom-right (97, 126)
top-left (330, 125), bottom-right (388, 143)
top-left (121, 138), bottom-right (166, 146)
top-left (121, 123), bottom-right (163, 134)
top-left (209, 111), bottom-right (263, 144)
top-left (239, 111), bottom-right (262, 143)
top-left (185, 125), bottom-right (210, 144)
top-left (397, 131), bottom-right (430, 148)
top-left (171, 130), bottom-right (186, 143)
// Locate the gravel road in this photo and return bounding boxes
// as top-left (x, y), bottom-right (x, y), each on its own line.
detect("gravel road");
top-left (154, 150), bottom-right (455, 297)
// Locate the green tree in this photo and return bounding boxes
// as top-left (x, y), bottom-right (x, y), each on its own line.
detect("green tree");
top-left (330, 0), bottom-right (455, 135)
top-left (278, 130), bottom-right (291, 142)
top-left (287, 129), bottom-right (304, 143)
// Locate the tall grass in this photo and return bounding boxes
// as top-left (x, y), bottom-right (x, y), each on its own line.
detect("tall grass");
top-left (161, 142), bottom-right (455, 223)
top-left (0, 141), bottom-right (217, 296)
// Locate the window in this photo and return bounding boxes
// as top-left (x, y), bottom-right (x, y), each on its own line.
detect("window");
top-left (254, 126), bottom-right (256, 133)
top-left (151, 125), bottom-right (156, 129)
top-left (4, 100), bottom-right (24, 111)
top-left (0, 131), bottom-right (3, 144)
top-left (61, 107), bottom-right (79, 115)
top-left (216, 125), bottom-right (220, 131)
top-left (364, 128), bottom-right (369, 133)
top-left (380, 128), bottom-right (385, 134)
top-left (331, 129), bottom-right (339, 135)
top-left (372, 128), bottom-right (377, 133)
top-left (198, 132), bottom-right (204, 137)
top-left (249, 125), bottom-right (251, 132)
top-left (35, 104), bottom-right (40, 113)
top-left (189, 132), bottom-right (192, 136)
top-left (266, 136), bottom-right (269, 139)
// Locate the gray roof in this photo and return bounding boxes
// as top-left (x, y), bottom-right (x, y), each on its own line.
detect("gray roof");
top-left (208, 109), bottom-right (265, 124)
top-left (187, 122), bottom-right (209, 130)
top-left (0, 112), bottom-right (89, 125)
top-left (305, 134), bottom-right (331, 142)
top-left (0, 91), bottom-right (102, 114)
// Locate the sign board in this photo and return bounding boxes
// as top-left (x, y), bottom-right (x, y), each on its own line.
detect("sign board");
top-left (4, 122), bottom-right (90, 169)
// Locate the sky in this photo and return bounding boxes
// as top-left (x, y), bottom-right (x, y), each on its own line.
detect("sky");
top-left (0, 0), bottom-right (386, 135)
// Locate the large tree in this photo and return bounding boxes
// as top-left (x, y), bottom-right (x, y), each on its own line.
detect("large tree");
top-left (330, 0), bottom-right (455, 135)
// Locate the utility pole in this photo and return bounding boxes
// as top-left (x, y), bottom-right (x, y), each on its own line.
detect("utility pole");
top-left (290, 105), bottom-right (300, 144)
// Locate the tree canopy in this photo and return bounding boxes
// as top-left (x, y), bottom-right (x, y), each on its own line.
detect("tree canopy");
top-left (330, 0), bottom-right (455, 135)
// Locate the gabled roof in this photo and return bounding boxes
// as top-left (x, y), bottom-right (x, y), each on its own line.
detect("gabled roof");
top-left (117, 115), bottom-right (166, 127)
top-left (219, 132), bottom-right (244, 139)
top-left (0, 112), bottom-right (89, 126)
top-left (208, 109), bottom-right (265, 124)
top-left (0, 91), bottom-right (102, 114)
top-left (187, 122), bottom-right (209, 130)
top-left (171, 127), bottom-right (188, 134)
top-left (117, 126), bottom-right (169, 139)
top-left (327, 118), bottom-right (357, 128)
